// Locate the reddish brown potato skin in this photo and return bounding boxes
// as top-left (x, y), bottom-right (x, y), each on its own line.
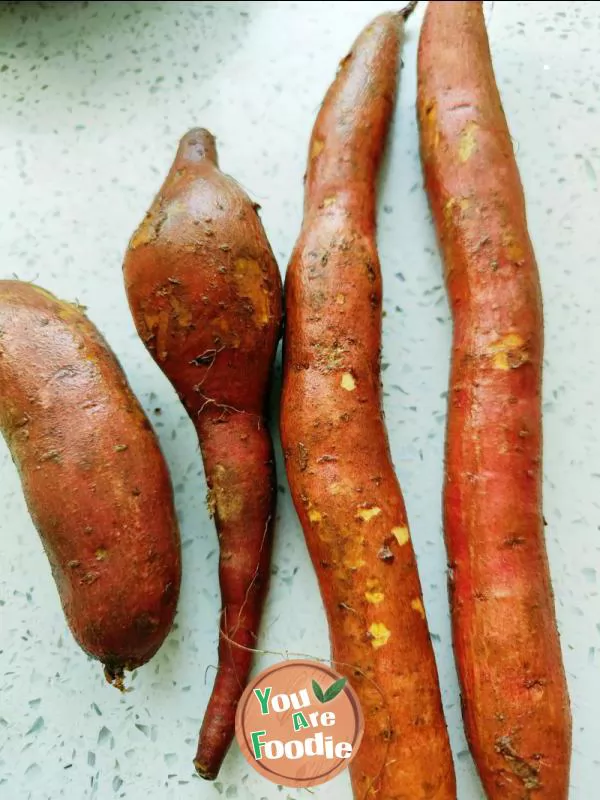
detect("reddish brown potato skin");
top-left (417, 2), bottom-right (571, 797)
top-left (123, 129), bottom-right (282, 779)
top-left (280, 13), bottom-right (456, 800)
top-left (0, 281), bottom-right (181, 685)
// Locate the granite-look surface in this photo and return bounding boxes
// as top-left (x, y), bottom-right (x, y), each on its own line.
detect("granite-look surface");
top-left (0, 1), bottom-right (598, 798)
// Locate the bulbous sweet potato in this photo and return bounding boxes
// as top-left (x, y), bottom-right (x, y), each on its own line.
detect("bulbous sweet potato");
top-left (280, 10), bottom-right (456, 800)
top-left (123, 128), bottom-right (282, 779)
top-left (0, 280), bottom-right (181, 687)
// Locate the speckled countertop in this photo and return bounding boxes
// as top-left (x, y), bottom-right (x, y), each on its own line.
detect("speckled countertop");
top-left (0, 1), bottom-right (598, 798)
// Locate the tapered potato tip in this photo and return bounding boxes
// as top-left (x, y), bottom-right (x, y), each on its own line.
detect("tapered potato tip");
top-left (193, 758), bottom-right (217, 781)
top-left (401, 0), bottom-right (418, 20)
top-left (176, 127), bottom-right (219, 166)
top-left (104, 663), bottom-right (126, 692)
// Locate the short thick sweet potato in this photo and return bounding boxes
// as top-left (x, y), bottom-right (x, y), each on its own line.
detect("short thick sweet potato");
top-left (0, 280), bottom-right (181, 687)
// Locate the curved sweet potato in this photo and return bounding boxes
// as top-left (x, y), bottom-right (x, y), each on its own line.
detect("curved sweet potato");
top-left (123, 129), bottom-right (282, 779)
top-left (280, 10), bottom-right (456, 800)
top-left (417, 2), bottom-right (572, 797)
top-left (0, 280), bottom-right (181, 687)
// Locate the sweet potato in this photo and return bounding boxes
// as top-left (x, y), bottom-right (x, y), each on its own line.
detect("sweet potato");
top-left (280, 10), bottom-right (456, 800)
top-left (417, 2), bottom-right (572, 797)
top-left (0, 280), bottom-right (181, 687)
top-left (123, 129), bottom-right (282, 779)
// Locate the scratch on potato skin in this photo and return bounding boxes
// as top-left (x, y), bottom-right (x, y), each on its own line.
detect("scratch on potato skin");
top-left (495, 735), bottom-right (540, 793)
top-left (280, 11), bottom-right (456, 800)
top-left (0, 281), bottom-right (181, 684)
top-left (417, 2), bottom-right (572, 798)
top-left (123, 128), bottom-right (282, 781)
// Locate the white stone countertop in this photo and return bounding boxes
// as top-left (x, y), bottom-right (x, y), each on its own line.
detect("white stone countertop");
top-left (0, 1), bottom-right (598, 798)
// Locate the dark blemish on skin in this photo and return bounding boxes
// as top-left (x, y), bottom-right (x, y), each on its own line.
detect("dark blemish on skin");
top-left (297, 443), bottom-right (308, 472)
top-left (494, 735), bottom-right (540, 791)
top-left (162, 582), bottom-right (175, 605)
top-left (190, 350), bottom-right (216, 366)
top-left (135, 613), bottom-right (159, 634)
top-left (524, 678), bottom-right (545, 689)
top-left (504, 536), bottom-right (526, 548)
top-left (366, 262), bottom-right (376, 283)
top-left (378, 545), bottom-right (394, 563)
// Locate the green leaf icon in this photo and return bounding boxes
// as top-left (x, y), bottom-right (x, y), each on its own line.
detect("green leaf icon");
top-left (312, 679), bottom-right (325, 703)
top-left (312, 676), bottom-right (347, 703)
top-left (323, 677), bottom-right (347, 702)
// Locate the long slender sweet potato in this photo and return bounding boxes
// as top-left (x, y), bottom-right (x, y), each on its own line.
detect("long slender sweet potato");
top-left (280, 10), bottom-right (456, 800)
top-left (123, 129), bottom-right (282, 779)
top-left (417, 3), bottom-right (572, 797)
top-left (0, 280), bottom-right (181, 687)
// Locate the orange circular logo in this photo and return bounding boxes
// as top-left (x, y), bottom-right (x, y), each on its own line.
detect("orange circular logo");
top-left (235, 659), bottom-right (364, 788)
